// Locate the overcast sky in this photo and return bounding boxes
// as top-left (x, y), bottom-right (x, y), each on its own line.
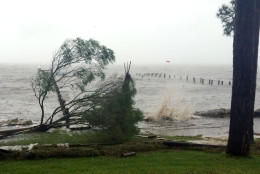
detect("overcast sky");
top-left (0, 0), bottom-right (232, 65)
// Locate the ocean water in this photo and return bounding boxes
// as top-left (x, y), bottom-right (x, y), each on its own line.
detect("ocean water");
top-left (0, 63), bottom-right (260, 137)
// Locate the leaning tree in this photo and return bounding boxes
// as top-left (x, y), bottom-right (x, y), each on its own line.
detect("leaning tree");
top-left (32, 38), bottom-right (115, 131)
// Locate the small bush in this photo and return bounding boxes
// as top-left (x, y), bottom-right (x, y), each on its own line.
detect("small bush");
top-left (84, 66), bottom-right (143, 143)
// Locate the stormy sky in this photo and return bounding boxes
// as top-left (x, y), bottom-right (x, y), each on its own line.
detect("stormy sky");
top-left (0, 0), bottom-right (232, 65)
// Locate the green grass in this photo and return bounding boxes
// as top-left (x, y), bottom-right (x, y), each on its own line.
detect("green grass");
top-left (0, 139), bottom-right (167, 160)
top-left (1, 132), bottom-right (227, 146)
top-left (0, 130), bottom-right (100, 146)
top-left (1, 134), bottom-right (260, 173)
top-left (1, 131), bottom-right (161, 146)
top-left (0, 150), bottom-right (260, 174)
top-left (0, 132), bottom-right (214, 146)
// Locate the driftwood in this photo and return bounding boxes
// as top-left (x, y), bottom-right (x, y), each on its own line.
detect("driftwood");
top-left (0, 126), bottom-right (38, 135)
top-left (0, 126), bottom-right (39, 139)
top-left (0, 121), bottom-right (92, 140)
top-left (0, 118), bottom-right (33, 126)
top-left (163, 141), bottom-right (225, 148)
top-left (0, 123), bottom-right (90, 139)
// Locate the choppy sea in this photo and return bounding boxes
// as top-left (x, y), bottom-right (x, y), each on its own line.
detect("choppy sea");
top-left (1, 63), bottom-right (260, 137)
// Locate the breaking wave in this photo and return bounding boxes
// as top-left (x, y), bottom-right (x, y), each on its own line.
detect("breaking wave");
top-left (145, 89), bottom-right (197, 121)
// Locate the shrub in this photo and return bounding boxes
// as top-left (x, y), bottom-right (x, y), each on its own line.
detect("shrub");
top-left (84, 64), bottom-right (143, 143)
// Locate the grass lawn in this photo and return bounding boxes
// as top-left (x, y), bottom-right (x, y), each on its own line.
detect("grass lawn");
top-left (1, 132), bottom-right (260, 174)
top-left (0, 131), bottom-right (224, 146)
top-left (0, 130), bottom-right (95, 146)
top-left (1, 150), bottom-right (260, 174)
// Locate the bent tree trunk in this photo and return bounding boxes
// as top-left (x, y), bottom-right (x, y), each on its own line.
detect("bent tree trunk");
top-left (227, 0), bottom-right (260, 156)
top-left (53, 80), bottom-right (69, 118)
top-left (51, 69), bottom-right (70, 125)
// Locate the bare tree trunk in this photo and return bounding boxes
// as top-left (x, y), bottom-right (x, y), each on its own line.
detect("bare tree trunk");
top-left (226, 0), bottom-right (260, 156)
top-left (40, 103), bottom-right (44, 125)
top-left (38, 102), bottom-right (48, 131)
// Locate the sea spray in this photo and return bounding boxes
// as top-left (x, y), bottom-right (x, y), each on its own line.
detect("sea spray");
top-left (145, 89), bottom-right (197, 121)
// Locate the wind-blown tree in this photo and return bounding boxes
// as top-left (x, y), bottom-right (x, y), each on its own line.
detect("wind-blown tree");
top-left (32, 38), bottom-right (115, 131)
top-left (225, 0), bottom-right (260, 156)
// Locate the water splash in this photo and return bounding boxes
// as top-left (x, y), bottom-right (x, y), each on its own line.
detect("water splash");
top-left (145, 89), bottom-right (197, 121)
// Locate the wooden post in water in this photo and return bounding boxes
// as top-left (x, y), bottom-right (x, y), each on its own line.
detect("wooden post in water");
top-left (193, 77), bottom-right (196, 84)
top-left (202, 79), bottom-right (204, 84)
top-left (186, 76), bottom-right (189, 82)
top-left (211, 80), bottom-right (213, 85)
top-left (229, 81), bottom-right (231, 85)
top-left (164, 73), bottom-right (166, 78)
top-left (221, 81), bottom-right (223, 85)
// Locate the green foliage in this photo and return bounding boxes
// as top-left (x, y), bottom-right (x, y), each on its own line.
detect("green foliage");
top-left (84, 73), bottom-right (143, 143)
top-left (33, 70), bottom-right (55, 96)
top-left (53, 38), bottom-right (115, 92)
top-left (216, 0), bottom-right (235, 36)
top-left (31, 69), bottom-right (57, 125)
top-left (32, 38), bottom-right (115, 127)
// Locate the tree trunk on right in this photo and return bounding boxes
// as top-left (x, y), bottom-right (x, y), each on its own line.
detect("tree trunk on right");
top-left (226, 0), bottom-right (260, 156)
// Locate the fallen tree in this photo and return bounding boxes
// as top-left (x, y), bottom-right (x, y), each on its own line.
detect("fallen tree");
top-left (32, 38), bottom-right (115, 131)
